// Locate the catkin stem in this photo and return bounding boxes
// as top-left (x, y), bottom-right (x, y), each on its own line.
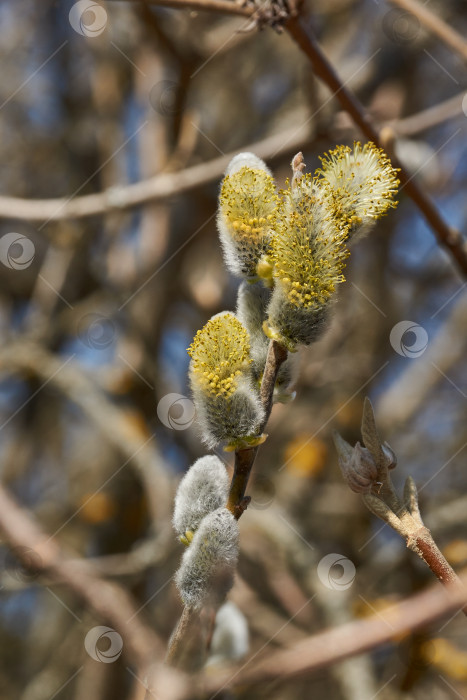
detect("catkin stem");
top-left (227, 340), bottom-right (288, 518)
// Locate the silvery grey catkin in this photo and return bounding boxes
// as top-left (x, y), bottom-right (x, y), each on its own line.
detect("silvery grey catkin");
top-left (173, 455), bottom-right (230, 543)
top-left (175, 507), bottom-right (239, 610)
top-left (236, 280), bottom-right (298, 401)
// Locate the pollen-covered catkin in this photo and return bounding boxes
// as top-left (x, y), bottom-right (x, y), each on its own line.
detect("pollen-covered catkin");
top-left (173, 455), bottom-right (230, 543)
top-left (175, 507), bottom-right (239, 610)
top-left (188, 312), bottom-right (265, 448)
top-left (236, 280), bottom-right (298, 401)
top-left (264, 176), bottom-right (350, 349)
top-left (317, 141), bottom-right (400, 241)
top-left (217, 153), bottom-right (279, 279)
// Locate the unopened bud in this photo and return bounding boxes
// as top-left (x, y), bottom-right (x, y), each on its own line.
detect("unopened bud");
top-left (333, 433), bottom-right (379, 494)
top-left (382, 441), bottom-right (397, 470)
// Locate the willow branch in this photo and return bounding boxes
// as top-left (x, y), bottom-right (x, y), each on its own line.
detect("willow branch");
top-left (166, 341), bottom-right (288, 671)
top-left (0, 342), bottom-right (171, 524)
top-left (285, 16), bottom-right (467, 278)
top-left (0, 123), bottom-right (310, 223)
top-left (389, 0), bottom-right (467, 63)
top-left (116, 0), bottom-right (252, 16)
top-left (0, 484), bottom-right (161, 669)
top-left (226, 340), bottom-right (288, 518)
top-left (388, 91), bottom-right (466, 137)
top-left (204, 571), bottom-right (467, 689)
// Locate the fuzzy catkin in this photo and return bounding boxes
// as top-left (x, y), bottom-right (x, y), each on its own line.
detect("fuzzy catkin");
top-left (317, 141), bottom-right (400, 241)
top-left (236, 280), bottom-right (298, 400)
top-left (173, 455), bottom-right (230, 539)
top-left (236, 281), bottom-right (271, 382)
top-left (207, 601), bottom-right (249, 666)
top-left (217, 153), bottom-right (279, 279)
top-left (188, 312), bottom-right (265, 448)
top-left (265, 176), bottom-right (350, 349)
top-left (175, 507), bottom-right (239, 610)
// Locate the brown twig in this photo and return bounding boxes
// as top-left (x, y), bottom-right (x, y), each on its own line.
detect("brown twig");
top-left (204, 570), bottom-right (467, 689)
top-left (285, 16), bottom-right (467, 278)
top-left (227, 339), bottom-right (288, 518)
top-left (409, 527), bottom-right (462, 586)
top-left (389, 0), bottom-right (467, 63)
top-left (388, 90), bottom-right (466, 137)
top-left (0, 484), bottom-right (192, 699)
top-left (119, 0), bottom-right (252, 16)
top-left (0, 484), bottom-right (161, 668)
top-left (167, 340), bottom-right (288, 669)
top-left (164, 605), bottom-right (216, 671)
top-left (336, 400), bottom-right (467, 611)
top-left (0, 342), bottom-right (171, 524)
top-left (0, 123), bottom-right (311, 223)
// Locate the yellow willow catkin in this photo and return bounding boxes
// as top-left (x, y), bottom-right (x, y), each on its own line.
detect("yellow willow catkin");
top-left (217, 153), bottom-right (279, 279)
top-left (187, 312), bottom-right (264, 448)
top-left (317, 141), bottom-right (400, 239)
top-left (264, 175), bottom-right (351, 350)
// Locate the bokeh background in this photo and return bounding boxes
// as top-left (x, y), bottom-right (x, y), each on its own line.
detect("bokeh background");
top-left (0, 0), bottom-right (466, 698)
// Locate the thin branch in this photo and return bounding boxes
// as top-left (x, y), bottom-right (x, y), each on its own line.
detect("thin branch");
top-left (0, 484), bottom-right (161, 669)
top-left (227, 339), bottom-right (288, 518)
top-left (1, 2), bottom-right (462, 278)
top-left (0, 123), bottom-right (311, 223)
top-left (388, 91), bottom-right (465, 137)
top-left (204, 571), bottom-right (467, 689)
top-left (0, 342), bottom-right (171, 524)
top-left (167, 340), bottom-right (288, 669)
top-left (389, 0), bottom-right (467, 63)
top-left (285, 16), bottom-right (467, 278)
top-left (117, 0), bottom-right (252, 16)
top-left (408, 526), bottom-right (466, 591)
